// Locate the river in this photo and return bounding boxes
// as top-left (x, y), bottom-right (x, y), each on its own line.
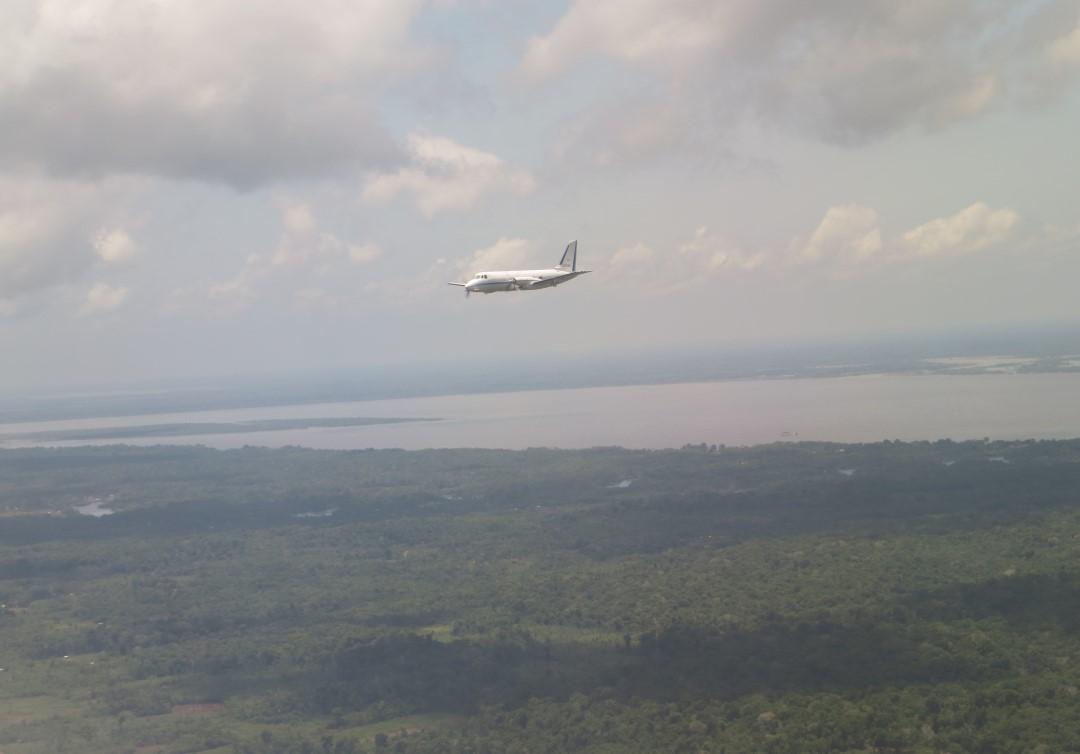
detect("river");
top-left (2, 373), bottom-right (1079, 450)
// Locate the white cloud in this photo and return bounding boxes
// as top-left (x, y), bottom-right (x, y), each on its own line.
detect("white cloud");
top-left (522, 0), bottom-right (724, 80)
top-left (80, 283), bottom-right (128, 315)
top-left (796, 205), bottom-right (883, 264)
top-left (937, 74), bottom-right (1000, 123)
top-left (193, 202), bottom-right (383, 314)
top-left (363, 134), bottom-right (535, 216)
top-left (0, 0), bottom-right (438, 186)
top-left (608, 243), bottom-right (657, 275)
top-left (795, 201), bottom-right (1022, 268)
top-left (269, 203), bottom-right (379, 270)
top-left (1047, 19), bottom-right (1080, 66)
top-left (605, 227), bottom-right (767, 295)
top-left (282, 204), bottom-right (317, 235)
top-left (94, 228), bottom-right (137, 263)
top-left (292, 287), bottom-right (343, 316)
top-left (680, 226), bottom-right (767, 272)
top-left (0, 204), bottom-right (54, 256)
top-left (348, 243), bottom-right (383, 265)
top-left (0, 176), bottom-right (104, 299)
top-left (550, 95), bottom-right (708, 168)
top-left (456, 238), bottom-right (533, 278)
top-left (602, 203), bottom-right (1029, 298)
top-left (201, 253), bottom-right (259, 314)
top-left (899, 203), bottom-right (1020, 258)
top-left (524, 0), bottom-right (1065, 146)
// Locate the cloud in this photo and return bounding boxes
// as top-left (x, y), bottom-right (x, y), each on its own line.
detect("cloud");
top-left (550, 94), bottom-right (713, 168)
top-left (795, 201), bottom-right (1021, 267)
top-left (273, 205), bottom-right (385, 267)
top-left (94, 228), bottom-right (137, 263)
top-left (525, 0), bottom-right (1070, 146)
top-left (602, 202), bottom-right (1029, 300)
top-left (0, 176), bottom-right (106, 300)
top-left (603, 202), bottom-right (1028, 293)
top-left (292, 287), bottom-right (343, 316)
top-left (796, 205), bottom-right (883, 264)
top-left (348, 243), bottom-right (383, 265)
top-left (190, 201), bottom-right (384, 314)
top-left (1047, 21), bottom-right (1080, 66)
top-left (456, 238), bottom-right (533, 278)
top-left (0, 0), bottom-right (441, 186)
top-left (203, 262), bottom-right (259, 315)
top-left (608, 243), bottom-right (657, 275)
top-left (899, 203), bottom-right (1020, 258)
top-left (521, 0), bottom-right (724, 80)
top-left (267, 202), bottom-right (381, 269)
top-left (605, 226), bottom-right (767, 295)
top-left (680, 226), bottom-right (767, 272)
top-left (362, 134), bottom-right (535, 215)
top-left (282, 204), bottom-right (317, 235)
top-left (1018, 3), bottom-right (1080, 100)
top-left (80, 283), bottom-right (129, 315)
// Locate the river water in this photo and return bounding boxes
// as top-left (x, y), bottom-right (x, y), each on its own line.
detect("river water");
top-left (2, 373), bottom-right (1079, 450)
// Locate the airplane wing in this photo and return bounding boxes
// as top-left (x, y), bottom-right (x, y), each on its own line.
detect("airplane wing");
top-left (447, 282), bottom-right (467, 287)
top-left (511, 277), bottom-right (542, 287)
top-left (520, 271), bottom-right (590, 289)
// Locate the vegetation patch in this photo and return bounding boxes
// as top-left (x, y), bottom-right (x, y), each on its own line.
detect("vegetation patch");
top-left (3, 440), bottom-right (1080, 752)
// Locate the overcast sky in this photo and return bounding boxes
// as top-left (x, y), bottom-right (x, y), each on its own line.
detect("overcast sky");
top-left (2, 0), bottom-right (1080, 390)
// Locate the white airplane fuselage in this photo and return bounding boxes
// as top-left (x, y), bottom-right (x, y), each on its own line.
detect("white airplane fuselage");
top-left (465, 267), bottom-right (586, 294)
top-left (450, 241), bottom-right (589, 296)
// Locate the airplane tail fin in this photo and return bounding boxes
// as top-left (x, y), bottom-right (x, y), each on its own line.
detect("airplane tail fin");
top-left (556, 240), bottom-right (578, 271)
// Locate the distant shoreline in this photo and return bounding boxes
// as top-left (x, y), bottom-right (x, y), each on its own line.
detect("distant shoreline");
top-left (4, 351), bottom-right (1080, 426)
top-left (0, 416), bottom-right (437, 444)
top-left (4, 371), bottom-right (1080, 452)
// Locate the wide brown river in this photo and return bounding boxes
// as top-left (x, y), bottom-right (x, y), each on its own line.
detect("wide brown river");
top-left (3, 373), bottom-right (1080, 450)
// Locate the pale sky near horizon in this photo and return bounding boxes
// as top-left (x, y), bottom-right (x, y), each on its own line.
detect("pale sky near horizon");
top-left (2, 0), bottom-right (1080, 390)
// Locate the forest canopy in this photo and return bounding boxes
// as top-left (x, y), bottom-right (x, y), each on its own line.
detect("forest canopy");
top-left (2, 439), bottom-right (1080, 753)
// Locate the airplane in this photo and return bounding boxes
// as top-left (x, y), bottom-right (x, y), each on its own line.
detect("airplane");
top-left (449, 240), bottom-right (590, 296)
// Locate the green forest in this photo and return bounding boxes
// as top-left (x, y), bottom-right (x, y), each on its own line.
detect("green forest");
top-left (2, 439), bottom-right (1080, 753)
